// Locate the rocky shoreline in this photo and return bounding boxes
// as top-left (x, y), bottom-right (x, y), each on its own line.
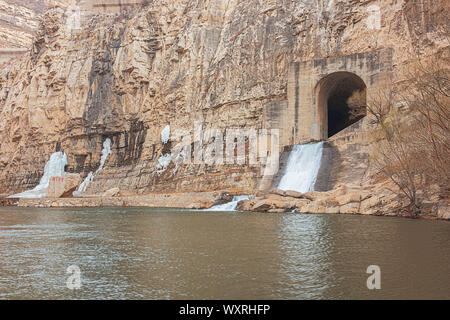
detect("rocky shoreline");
top-left (2, 187), bottom-right (448, 221)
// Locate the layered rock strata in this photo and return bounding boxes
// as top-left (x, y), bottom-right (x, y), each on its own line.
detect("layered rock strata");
top-left (0, 0), bottom-right (448, 210)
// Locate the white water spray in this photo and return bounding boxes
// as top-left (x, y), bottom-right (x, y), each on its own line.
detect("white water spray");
top-left (9, 152), bottom-right (67, 199)
top-left (75, 138), bottom-right (112, 194)
top-left (206, 196), bottom-right (252, 212)
top-left (278, 142), bottom-right (324, 193)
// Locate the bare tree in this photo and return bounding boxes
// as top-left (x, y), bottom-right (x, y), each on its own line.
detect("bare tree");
top-left (366, 84), bottom-right (399, 125)
top-left (403, 58), bottom-right (450, 186)
top-left (369, 53), bottom-right (450, 216)
top-left (371, 111), bottom-right (424, 215)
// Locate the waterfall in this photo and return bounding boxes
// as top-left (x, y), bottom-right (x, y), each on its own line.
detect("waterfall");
top-left (206, 196), bottom-right (252, 212)
top-left (278, 142), bottom-right (324, 193)
top-left (75, 138), bottom-right (112, 195)
top-left (9, 152), bottom-right (67, 199)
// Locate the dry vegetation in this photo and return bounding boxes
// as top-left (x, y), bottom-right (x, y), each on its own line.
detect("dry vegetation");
top-left (368, 53), bottom-right (449, 216)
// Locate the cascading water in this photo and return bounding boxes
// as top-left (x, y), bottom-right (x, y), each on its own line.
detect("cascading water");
top-left (206, 196), bottom-right (252, 212)
top-left (75, 138), bottom-right (112, 195)
top-left (9, 152), bottom-right (67, 199)
top-left (278, 142), bottom-right (324, 193)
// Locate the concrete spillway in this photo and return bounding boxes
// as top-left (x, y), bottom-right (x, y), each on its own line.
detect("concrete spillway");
top-left (206, 142), bottom-right (324, 211)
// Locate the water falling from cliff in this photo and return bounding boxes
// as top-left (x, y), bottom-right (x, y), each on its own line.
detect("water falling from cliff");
top-left (206, 196), bottom-right (252, 212)
top-left (9, 152), bottom-right (67, 199)
top-left (278, 142), bottom-right (324, 193)
top-left (75, 138), bottom-right (112, 195)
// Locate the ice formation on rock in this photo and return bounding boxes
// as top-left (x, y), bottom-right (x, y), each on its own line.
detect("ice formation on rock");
top-left (161, 125), bottom-right (171, 144)
top-left (206, 196), bottom-right (252, 212)
top-left (75, 138), bottom-right (112, 195)
top-left (9, 152), bottom-right (67, 199)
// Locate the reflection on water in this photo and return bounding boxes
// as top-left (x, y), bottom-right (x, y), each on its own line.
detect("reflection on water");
top-left (0, 207), bottom-right (449, 300)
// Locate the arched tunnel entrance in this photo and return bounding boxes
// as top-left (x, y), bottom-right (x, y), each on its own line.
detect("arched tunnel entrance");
top-left (317, 72), bottom-right (367, 138)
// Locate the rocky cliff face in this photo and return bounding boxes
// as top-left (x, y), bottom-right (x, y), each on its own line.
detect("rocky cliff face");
top-left (0, 0), bottom-right (448, 196)
top-left (0, 0), bottom-right (49, 49)
top-left (0, 0), bottom-right (70, 64)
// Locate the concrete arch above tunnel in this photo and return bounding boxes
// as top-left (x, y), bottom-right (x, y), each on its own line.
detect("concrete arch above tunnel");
top-left (316, 72), bottom-right (367, 139)
top-left (281, 48), bottom-right (393, 146)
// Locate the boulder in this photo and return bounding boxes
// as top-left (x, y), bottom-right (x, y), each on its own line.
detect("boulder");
top-left (47, 174), bottom-right (82, 198)
top-left (188, 201), bottom-right (215, 209)
top-left (269, 189), bottom-right (286, 197)
top-left (360, 195), bottom-right (381, 212)
top-left (284, 190), bottom-right (314, 201)
top-left (340, 202), bottom-right (360, 214)
top-left (268, 208), bottom-right (289, 213)
top-left (297, 203), bottom-right (321, 214)
top-left (269, 189), bottom-right (314, 201)
top-left (325, 206), bottom-right (340, 214)
top-left (236, 200), bottom-right (255, 212)
top-left (0, 198), bottom-right (17, 206)
top-left (291, 199), bottom-right (311, 210)
top-left (103, 188), bottom-right (121, 198)
top-left (265, 193), bottom-right (287, 201)
top-left (252, 200), bottom-right (273, 212)
top-left (212, 191), bottom-right (234, 206)
top-left (335, 193), bottom-right (361, 206)
top-left (282, 190), bottom-right (301, 198)
top-left (303, 191), bottom-right (325, 201)
top-left (255, 190), bottom-right (269, 197)
top-left (436, 202), bottom-right (450, 220)
top-left (270, 200), bottom-right (294, 210)
top-left (243, 195), bottom-right (315, 213)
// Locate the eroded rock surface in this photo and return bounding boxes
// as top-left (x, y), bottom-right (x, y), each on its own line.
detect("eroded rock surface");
top-left (0, 0), bottom-right (448, 212)
top-left (47, 173), bottom-right (81, 197)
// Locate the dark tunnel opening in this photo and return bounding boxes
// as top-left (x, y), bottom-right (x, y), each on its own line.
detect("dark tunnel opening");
top-left (317, 72), bottom-right (367, 139)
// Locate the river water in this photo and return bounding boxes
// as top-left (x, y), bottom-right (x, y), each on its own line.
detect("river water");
top-left (0, 207), bottom-right (448, 300)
